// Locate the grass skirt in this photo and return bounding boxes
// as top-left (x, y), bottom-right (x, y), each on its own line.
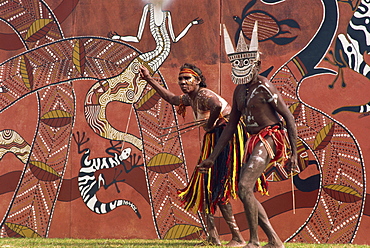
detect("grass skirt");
top-left (178, 123), bottom-right (246, 214)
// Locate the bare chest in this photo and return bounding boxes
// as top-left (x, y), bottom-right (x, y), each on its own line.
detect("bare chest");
top-left (236, 84), bottom-right (268, 112)
top-left (236, 84), bottom-right (277, 130)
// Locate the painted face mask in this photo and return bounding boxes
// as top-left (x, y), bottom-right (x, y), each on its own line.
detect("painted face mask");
top-left (224, 21), bottom-right (260, 85)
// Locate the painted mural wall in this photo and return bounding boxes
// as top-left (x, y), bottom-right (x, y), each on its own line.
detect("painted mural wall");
top-left (0, 0), bottom-right (369, 245)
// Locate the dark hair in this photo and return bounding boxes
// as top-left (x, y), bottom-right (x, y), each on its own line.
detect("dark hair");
top-left (180, 63), bottom-right (207, 88)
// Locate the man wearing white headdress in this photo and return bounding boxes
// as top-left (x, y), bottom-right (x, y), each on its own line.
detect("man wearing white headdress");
top-left (198, 22), bottom-right (298, 248)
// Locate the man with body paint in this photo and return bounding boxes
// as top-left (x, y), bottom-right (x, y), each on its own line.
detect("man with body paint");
top-left (139, 63), bottom-right (246, 246)
top-left (197, 23), bottom-right (298, 248)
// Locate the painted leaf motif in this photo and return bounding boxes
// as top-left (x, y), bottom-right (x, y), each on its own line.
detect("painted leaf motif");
top-left (4, 222), bottom-right (41, 238)
top-left (147, 153), bottom-right (183, 173)
top-left (163, 224), bottom-right (203, 239)
top-left (313, 122), bottom-right (335, 151)
top-left (289, 102), bottom-right (301, 119)
top-left (29, 161), bottom-right (61, 181)
top-left (73, 39), bottom-right (86, 75)
top-left (323, 184), bottom-right (362, 203)
top-left (20, 55), bottom-right (33, 90)
top-left (40, 109), bottom-right (72, 127)
top-left (25, 19), bottom-right (54, 42)
top-left (136, 88), bottom-right (160, 111)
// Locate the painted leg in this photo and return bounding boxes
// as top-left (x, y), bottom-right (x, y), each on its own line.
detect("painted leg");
top-left (219, 203), bottom-right (246, 247)
top-left (257, 201), bottom-right (284, 248)
top-left (240, 139), bottom-right (285, 248)
top-left (206, 213), bottom-right (221, 245)
top-left (238, 185), bottom-right (261, 248)
top-left (195, 213), bottom-right (221, 246)
top-left (238, 141), bottom-right (273, 248)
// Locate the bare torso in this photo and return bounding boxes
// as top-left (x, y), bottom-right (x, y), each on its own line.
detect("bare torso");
top-left (235, 76), bottom-right (281, 134)
top-left (183, 88), bottom-right (231, 127)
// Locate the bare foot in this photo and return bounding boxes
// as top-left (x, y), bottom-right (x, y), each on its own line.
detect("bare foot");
top-left (225, 239), bottom-right (246, 247)
top-left (244, 242), bottom-right (261, 248)
top-left (194, 240), bottom-right (221, 246)
top-left (262, 243), bottom-right (285, 248)
top-left (194, 236), bottom-right (221, 246)
top-left (194, 240), bottom-right (208, 246)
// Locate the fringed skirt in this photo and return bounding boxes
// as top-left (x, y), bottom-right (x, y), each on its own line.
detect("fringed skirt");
top-left (244, 123), bottom-right (290, 195)
top-left (178, 122), bottom-right (246, 214)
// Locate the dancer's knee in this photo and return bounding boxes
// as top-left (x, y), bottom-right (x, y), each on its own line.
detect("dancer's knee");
top-left (238, 180), bottom-right (254, 200)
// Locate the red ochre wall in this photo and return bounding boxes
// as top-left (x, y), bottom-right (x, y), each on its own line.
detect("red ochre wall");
top-left (0, 0), bottom-right (369, 245)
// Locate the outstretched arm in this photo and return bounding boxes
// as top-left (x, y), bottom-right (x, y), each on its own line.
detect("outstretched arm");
top-left (167, 12), bottom-right (203, 43)
top-left (139, 65), bottom-right (181, 105)
top-left (197, 91), bottom-right (241, 172)
top-left (109, 4), bottom-right (149, 42)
